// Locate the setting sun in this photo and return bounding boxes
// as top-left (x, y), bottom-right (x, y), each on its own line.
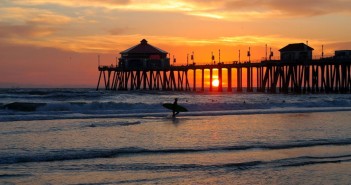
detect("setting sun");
top-left (212, 79), bottom-right (220, 87)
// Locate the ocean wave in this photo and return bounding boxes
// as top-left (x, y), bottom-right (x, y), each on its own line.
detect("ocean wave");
top-left (0, 173), bottom-right (32, 179)
top-left (82, 160), bottom-right (265, 172)
top-left (0, 121), bottom-right (142, 135)
top-left (110, 155), bottom-right (351, 172)
top-left (100, 155), bottom-right (351, 172)
top-left (2, 99), bottom-right (351, 114)
top-left (0, 88), bottom-right (105, 103)
top-left (275, 154), bottom-right (351, 168)
top-left (8, 102), bottom-right (160, 112)
top-left (85, 121), bottom-right (142, 128)
top-left (2, 96), bottom-right (351, 114)
top-left (1, 89), bottom-right (351, 121)
top-left (1, 106), bottom-right (351, 122)
top-left (2, 102), bottom-right (46, 112)
top-left (1, 139), bottom-right (350, 165)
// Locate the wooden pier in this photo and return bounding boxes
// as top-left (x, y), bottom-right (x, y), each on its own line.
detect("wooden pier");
top-left (96, 59), bottom-right (351, 93)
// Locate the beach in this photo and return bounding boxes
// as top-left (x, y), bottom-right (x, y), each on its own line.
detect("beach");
top-left (2, 0), bottom-right (351, 184)
top-left (0, 89), bottom-right (351, 184)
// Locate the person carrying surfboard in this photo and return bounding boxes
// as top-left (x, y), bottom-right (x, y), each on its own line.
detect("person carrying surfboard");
top-left (162, 99), bottom-right (187, 117)
top-left (172, 98), bottom-right (179, 117)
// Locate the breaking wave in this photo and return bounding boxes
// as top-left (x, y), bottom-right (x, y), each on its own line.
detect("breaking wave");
top-left (1, 138), bottom-right (350, 165)
top-left (1, 88), bottom-right (351, 121)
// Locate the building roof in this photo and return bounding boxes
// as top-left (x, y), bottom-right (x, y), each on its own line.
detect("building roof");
top-left (120, 39), bottom-right (168, 54)
top-left (279, 43), bottom-right (314, 52)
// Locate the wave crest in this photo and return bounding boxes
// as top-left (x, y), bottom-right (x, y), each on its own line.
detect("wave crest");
top-left (1, 139), bottom-right (350, 165)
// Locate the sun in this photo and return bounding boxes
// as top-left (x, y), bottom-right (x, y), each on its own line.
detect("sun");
top-left (212, 79), bottom-right (219, 87)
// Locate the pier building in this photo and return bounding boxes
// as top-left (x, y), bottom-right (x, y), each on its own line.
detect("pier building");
top-left (118, 39), bottom-right (170, 70)
top-left (279, 43), bottom-right (314, 61)
top-left (335, 50), bottom-right (351, 59)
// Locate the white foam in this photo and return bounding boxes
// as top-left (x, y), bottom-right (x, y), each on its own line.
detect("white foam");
top-left (2, 106), bottom-right (351, 122)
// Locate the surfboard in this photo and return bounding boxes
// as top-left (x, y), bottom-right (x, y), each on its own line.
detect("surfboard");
top-left (162, 103), bottom-right (188, 112)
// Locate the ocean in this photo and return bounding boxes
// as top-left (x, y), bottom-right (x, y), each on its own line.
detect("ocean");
top-left (0, 88), bottom-right (351, 184)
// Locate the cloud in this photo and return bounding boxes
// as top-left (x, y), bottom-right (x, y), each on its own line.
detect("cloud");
top-left (28, 12), bottom-right (72, 25)
top-left (9, 0), bottom-right (351, 21)
top-left (1, 0), bottom-right (349, 54)
top-left (0, 23), bottom-right (57, 37)
top-left (108, 27), bottom-right (130, 35)
top-left (11, 0), bottom-right (131, 8)
top-left (0, 7), bottom-right (73, 38)
top-left (0, 31), bottom-right (320, 54)
top-left (270, 0), bottom-right (351, 16)
top-left (0, 7), bottom-right (72, 24)
top-left (326, 41), bottom-right (351, 50)
top-left (9, 0), bottom-right (220, 19)
top-left (221, 0), bottom-right (351, 18)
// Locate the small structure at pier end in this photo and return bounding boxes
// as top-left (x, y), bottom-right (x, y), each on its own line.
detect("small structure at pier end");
top-left (118, 39), bottom-right (170, 70)
top-left (279, 43), bottom-right (314, 62)
top-left (335, 50), bottom-right (351, 59)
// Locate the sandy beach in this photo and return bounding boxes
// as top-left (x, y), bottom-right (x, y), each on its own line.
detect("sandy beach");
top-left (1, 110), bottom-right (351, 184)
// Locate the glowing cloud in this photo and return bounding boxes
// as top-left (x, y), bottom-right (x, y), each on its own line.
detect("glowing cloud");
top-left (8, 0), bottom-right (351, 21)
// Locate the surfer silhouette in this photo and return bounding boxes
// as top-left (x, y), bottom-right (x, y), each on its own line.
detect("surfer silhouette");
top-left (172, 98), bottom-right (179, 117)
top-left (162, 98), bottom-right (187, 117)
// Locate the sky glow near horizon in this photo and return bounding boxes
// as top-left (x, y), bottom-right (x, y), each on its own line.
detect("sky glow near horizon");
top-left (1, 0), bottom-right (351, 87)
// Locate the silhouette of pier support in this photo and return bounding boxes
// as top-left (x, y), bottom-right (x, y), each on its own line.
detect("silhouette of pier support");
top-left (237, 67), bottom-right (242, 92)
top-left (97, 68), bottom-right (191, 91)
top-left (227, 68), bottom-right (232, 92)
top-left (97, 59), bottom-right (351, 94)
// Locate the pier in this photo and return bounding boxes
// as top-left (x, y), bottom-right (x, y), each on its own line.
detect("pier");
top-left (96, 59), bottom-right (351, 94)
top-left (96, 40), bottom-right (351, 94)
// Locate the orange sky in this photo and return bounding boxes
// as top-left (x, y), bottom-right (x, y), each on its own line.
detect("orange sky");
top-left (1, 0), bottom-right (351, 87)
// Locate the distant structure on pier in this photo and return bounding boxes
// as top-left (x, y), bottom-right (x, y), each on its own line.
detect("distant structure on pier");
top-left (118, 39), bottom-right (170, 70)
top-left (335, 50), bottom-right (351, 59)
top-left (279, 43), bottom-right (314, 61)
